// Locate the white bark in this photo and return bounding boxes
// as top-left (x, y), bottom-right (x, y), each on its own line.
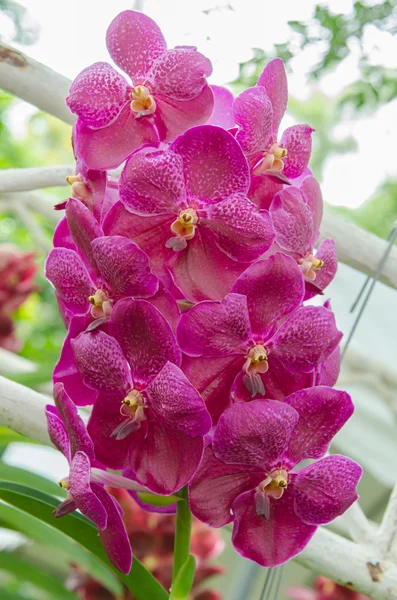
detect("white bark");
top-left (0, 165), bottom-right (73, 193)
top-left (0, 42), bottom-right (75, 125)
top-left (320, 211), bottom-right (397, 291)
top-left (0, 349), bottom-right (37, 376)
top-left (377, 480), bottom-right (397, 561)
top-left (0, 192), bottom-right (62, 222)
top-left (0, 376), bottom-right (51, 445)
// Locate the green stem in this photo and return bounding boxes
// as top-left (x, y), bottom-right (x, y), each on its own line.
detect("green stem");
top-left (170, 486), bottom-right (193, 597)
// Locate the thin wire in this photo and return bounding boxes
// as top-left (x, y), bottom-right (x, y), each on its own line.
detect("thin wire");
top-left (342, 223), bottom-right (397, 361)
top-left (349, 226), bottom-right (397, 313)
top-left (260, 567), bottom-right (277, 600)
top-left (272, 566), bottom-right (284, 600)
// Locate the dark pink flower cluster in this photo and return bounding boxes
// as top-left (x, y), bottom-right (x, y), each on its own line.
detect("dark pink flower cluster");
top-left (45, 10), bottom-right (362, 575)
top-left (0, 244), bottom-right (37, 351)
top-left (287, 576), bottom-right (370, 600)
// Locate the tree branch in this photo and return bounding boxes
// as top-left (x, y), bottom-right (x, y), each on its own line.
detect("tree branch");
top-left (0, 349), bottom-right (37, 376)
top-left (0, 165), bottom-right (73, 193)
top-left (376, 480), bottom-right (397, 561)
top-left (0, 42), bottom-right (75, 125)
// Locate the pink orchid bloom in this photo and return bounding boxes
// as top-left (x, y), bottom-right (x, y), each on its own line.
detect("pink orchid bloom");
top-left (269, 176), bottom-right (337, 299)
top-left (67, 10), bottom-right (214, 170)
top-left (233, 58), bottom-right (313, 209)
top-left (106, 125), bottom-right (274, 302)
top-left (189, 389), bottom-right (362, 567)
top-left (45, 383), bottom-right (135, 574)
top-left (71, 298), bottom-right (212, 494)
top-left (177, 253), bottom-right (342, 422)
top-left (207, 85), bottom-right (235, 129)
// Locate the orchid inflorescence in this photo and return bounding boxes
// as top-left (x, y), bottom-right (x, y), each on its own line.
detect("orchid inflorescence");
top-left (44, 9), bottom-right (362, 584)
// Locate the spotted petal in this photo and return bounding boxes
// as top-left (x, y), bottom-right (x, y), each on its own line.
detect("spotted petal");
top-left (67, 62), bottom-right (129, 129)
top-left (304, 239), bottom-right (337, 301)
top-left (270, 186), bottom-right (315, 258)
top-left (232, 489), bottom-right (316, 567)
top-left (149, 47), bottom-right (212, 100)
top-left (171, 125), bottom-right (250, 203)
top-left (207, 85), bottom-right (235, 129)
top-left (69, 451), bottom-right (107, 530)
top-left (146, 361), bottom-right (212, 436)
top-left (257, 58), bottom-right (288, 137)
top-left (267, 306), bottom-right (343, 373)
top-left (281, 125), bottom-right (314, 180)
top-left (213, 400), bottom-right (299, 471)
top-left (231, 253), bottom-right (304, 339)
top-left (72, 330), bottom-right (131, 393)
top-left (92, 236), bottom-right (158, 299)
top-left (66, 199), bottom-right (103, 274)
top-left (106, 10), bottom-right (166, 81)
top-left (53, 383), bottom-right (95, 461)
top-left (45, 405), bottom-right (71, 462)
top-left (109, 298), bottom-right (181, 387)
top-left (234, 86), bottom-right (273, 156)
top-left (292, 455), bottom-right (362, 526)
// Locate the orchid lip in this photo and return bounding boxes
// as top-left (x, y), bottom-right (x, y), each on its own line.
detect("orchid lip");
top-left (90, 468), bottom-right (148, 492)
top-left (166, 208), bottom-right (199, 252)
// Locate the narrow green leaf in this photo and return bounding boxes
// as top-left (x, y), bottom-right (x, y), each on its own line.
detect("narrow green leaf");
top-left (0, 426), bottom-right (40, 446)
top-left (137, 492), bottom-right (180, 507)
top-left (169, 555), bottom-right (196, 600)
top-left (0, 481), bottom-right (168, 600)
top-left (0, 552), bottom-right (78, 600)
top-left (0, 502), bottom-right (122, 596)
top-left (0, 461), bottom-right (66, 498)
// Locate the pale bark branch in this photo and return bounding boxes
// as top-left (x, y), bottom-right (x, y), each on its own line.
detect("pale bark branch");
top-left (377, 480), bottom-right (397, 561)
top-left (0, 349), bottom-right (37, 376)
top-left (0, 165), bottom-right (73, 193)
top-left (0, 192), bottom-right (62, 222)
top-left (0, 42), bottom-right (75, 125)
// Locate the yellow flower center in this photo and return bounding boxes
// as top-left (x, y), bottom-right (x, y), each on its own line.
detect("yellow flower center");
top-left (130, 85), bottom-right (156, 117)
top-left (120, 389), bottom-right (144, 418)
top-left (88, 289), bottom-right (112, 319)
top-left (58, 477), bottom-right (70, 490)
top-left (245, 344), bottom-right (268, 374)
top-left (166, 208), bottom-right (198, 252)
top-left (299, 253), bottom-right (324, 282)
top-left (253, 143), bottom-right (288, 176)
top-left (66, 174), bottom-right (92, 203)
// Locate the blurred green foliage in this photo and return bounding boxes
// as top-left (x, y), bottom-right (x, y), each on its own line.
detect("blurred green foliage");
top-left (0, 91), bottom-right (73, 382)
top-left (232, 0), bottom-right (397, 241)
top-left (0, 0), bottom-right (39, 45)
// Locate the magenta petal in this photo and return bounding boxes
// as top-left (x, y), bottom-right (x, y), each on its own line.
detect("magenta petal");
top-left (92, 236), bottom-right (158, 299)
top-left (171, 125), bottom-right (250, 202)
top-left (72, 330), bottom-right (131, 393)
top-left (213, 400), bottom-right (298, 471)
top-left (182, 354), bottom-right (244, 424)
top-left (106, 10), bottom-right (166, 81)
top-left (304, 239), bottom-right (337, 301)
top-left (234, 86), bottom-right (273, 156)
top-left (155, 85), bottom-right (214, 142)
top-left (232, 489), bottom-right (316, 567)
top-left (66, 198), bottom-right (102, 273)
top-left (281, 125), bottom-right (314, 179)
top-left (66, 62), bottom-right (129, 129)
top-left (257, 58), bottom-right (287, 137)
top-left (316, 345), bottom-right (340, 387)
top-left (207, 85), bottom-right (235, 129)
top-left (149, 47), bottom-right (212, 100)
top-left (45, 248), bottom-right (94, 316)
top-left (53, 316), bottom-right (98, 407)
top-left (169, 229), bottom-right (246, 302)
top-left (268, 306), bottom-right (343, 373)
top-left (45, 406), bottom-right (71, 462)
top-left (53, 498), bottom-right (77, 518)
top-left (284, 387), bottom-right (354, 465)
top-left (147, 287), bottom-right (180, 333)
top-left (92, 483), bottom-right (132, 574)
top-left (120, 148), bottom-right (186, 216)
top-left (110, 298), bottom-right (181, 387)
top-left (177, 293), bottom-right (251, 357)
top-left (202, 195), bottom-right (274, 262)
top-left (53, 383), bottom-right (95, 460)
top-left (146, 362), bottom-right (211, 436)
top-left (270, 187), bottom-right (314, 257)
top-left (248, 173), bottom-right (283, 211)
top-left (69, 451), bottom-right (107, 530)
top-left (293, 455), bottom-right (362, 526)
top-left (103, 202), bottom-right (171, 277)
top-left (189, 446), bottom-right (261, 527)
top-left (87, 392), bottom-right (130, 470)
top-left (300, 176), bottom-right (323, 238)
top-left (232, 253), bottom-right (304, 338)
top-left (53, 216), bottom-right (75, 251)
top-left (129, 420), bottom-right (204, 494)
top-left (73, 103), bottom-right (158, 171)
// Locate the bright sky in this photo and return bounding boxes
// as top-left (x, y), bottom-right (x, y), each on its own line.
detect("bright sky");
top-left (2, 0), bottom-right (397, 208)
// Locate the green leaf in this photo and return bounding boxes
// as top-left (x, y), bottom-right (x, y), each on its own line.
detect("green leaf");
top-left (0, 426), bottom-right (40, 446)
top-left (169, 555), bottom-right (196, 600)
top-left (0, 461), bottom-right (67, 498)
top-left (137, 492), bottom-right (180, 507)
top-left (0, 502), bottom-right (123, 596)
top-left (0, 481), bottom-right (168, 600)
top-left (0, 552), bottom-right (78, 600)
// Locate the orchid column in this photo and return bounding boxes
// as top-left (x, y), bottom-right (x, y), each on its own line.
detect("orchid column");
top-left (43, 9), bottom-right (362, 600)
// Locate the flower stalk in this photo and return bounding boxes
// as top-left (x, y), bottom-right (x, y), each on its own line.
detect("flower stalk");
top-left (170, 486), bottom-right (194, 599)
